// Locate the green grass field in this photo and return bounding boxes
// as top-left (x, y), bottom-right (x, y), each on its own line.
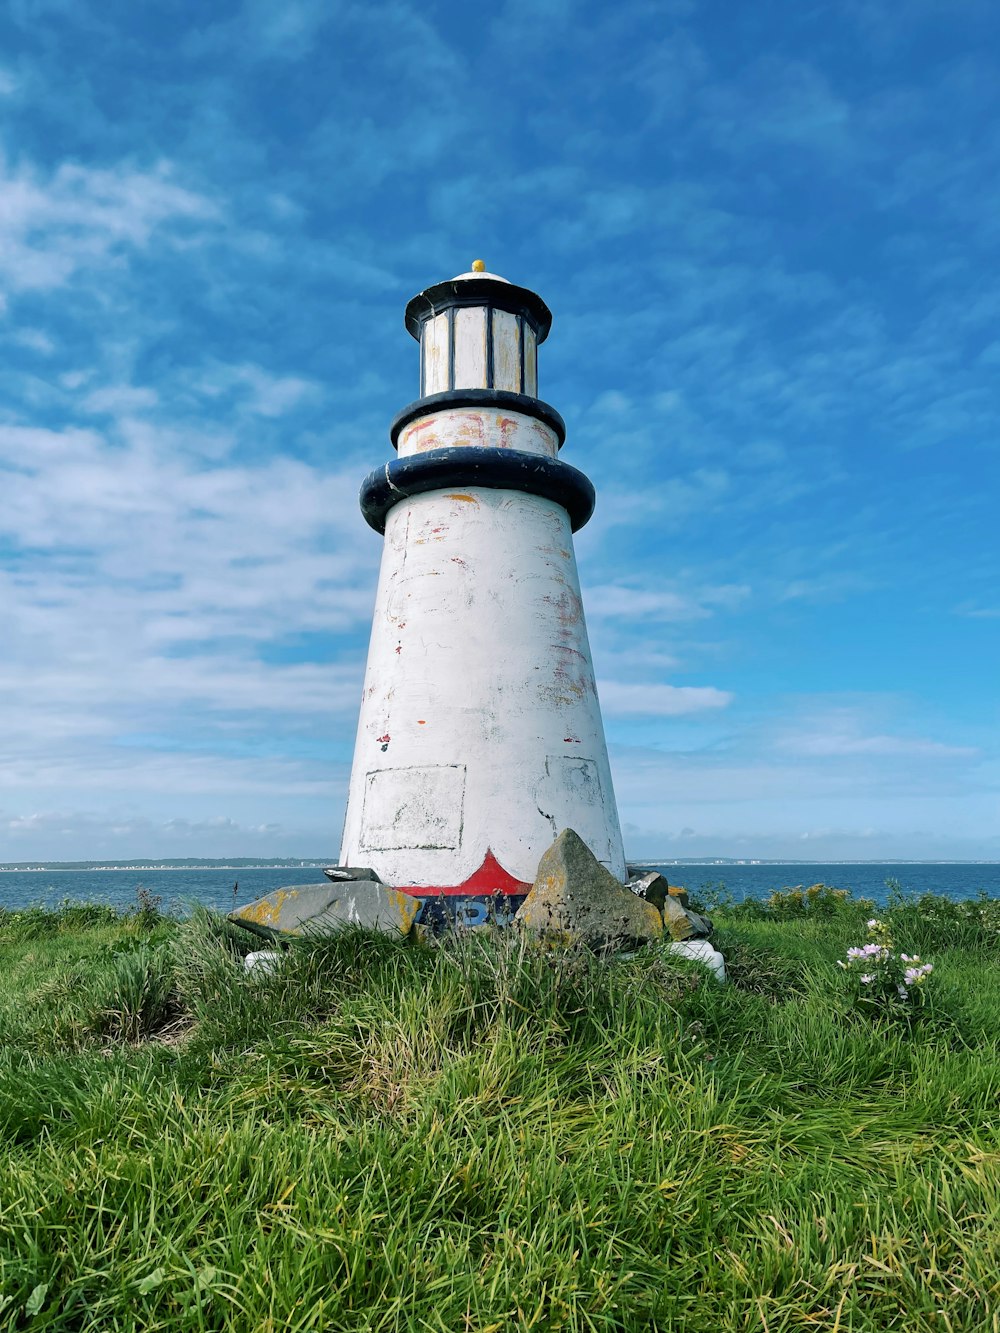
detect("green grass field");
top-left (1, 890), bottom-right (998, 1332)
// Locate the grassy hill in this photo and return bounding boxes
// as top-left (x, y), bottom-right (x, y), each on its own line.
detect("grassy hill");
top-left (1, 891), bottom-right (998, 1331)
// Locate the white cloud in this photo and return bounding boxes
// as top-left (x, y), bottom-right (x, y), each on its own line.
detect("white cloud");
top-left (0, 807), bottom-right (335, 859)
top-left (770, 704), bottom-right (981, 763)
top-left (599, 681), bottom-right (733, 716)
top-left (82, 385), bottom-right (159, 415)
top-left (780, 732), bottom-right (978, 760)
top-left (586, 581), bottom-right (749, 623)
top-left (194, 362), bottom-right (321, 417)
top-left (0, 155), bottom-right (218, 292)
top-left (11, 328), bottom-right (55, 354)
top-left (587, 585), bottom-right (710, 622)
top-left (607, 732), bottom-right (999, 861)
top-left (0, 412), bottom-right (378, 829)
top-left (701, 58), bottom-right (853, 157)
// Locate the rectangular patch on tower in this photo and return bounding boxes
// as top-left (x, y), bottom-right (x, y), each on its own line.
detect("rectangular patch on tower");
top-left (360, 764), bottom-right (466, 851)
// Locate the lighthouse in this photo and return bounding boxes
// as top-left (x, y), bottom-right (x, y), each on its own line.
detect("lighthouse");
top-left (339, 262), bottom-right (626, 922)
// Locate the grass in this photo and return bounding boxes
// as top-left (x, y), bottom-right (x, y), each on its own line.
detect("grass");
top-left (0, 892), bottom-right (998, 1331)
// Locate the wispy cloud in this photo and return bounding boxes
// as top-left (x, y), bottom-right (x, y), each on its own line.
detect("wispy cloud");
top-left (0, 407), bottom-right (375, 845)
top-left (0, 156), bottom-right (218, 292)
top-left (700, 57), bottom-right (854, 157)
top-left (599, 681), bottom-right (733, 717)
top-left (193, 363), bottom-right (321, 418)
top-left (778, 731), bottom-right (977, 760)
top-left (587, 581), bottom-right (748, 622)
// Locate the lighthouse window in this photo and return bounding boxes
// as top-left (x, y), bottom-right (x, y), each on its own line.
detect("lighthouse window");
top-left (492, 309), bottom-right (521, 392)
top-left (523, 327), bottom-right (538, 396)
top-left (453, 307), bottom-right (487, 389)
top-left (422, 314), bottom-right (449, 396)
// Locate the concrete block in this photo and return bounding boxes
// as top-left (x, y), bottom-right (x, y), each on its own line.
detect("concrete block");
top-left (244, 949), bottom-right (282, 976)
top-left (668, 939), bottom-right (727, 983)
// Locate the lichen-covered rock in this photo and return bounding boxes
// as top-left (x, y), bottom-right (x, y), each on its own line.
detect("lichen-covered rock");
top-left (667, 900), bottom-right (714, 941)
top-left (661, 892), bottom-right (699, 940)
top-left (685, 908), bottom-right (713, 938)
top-left (516, 828), bottom-right (662, 950)
top-left (626, 871), bottom-right (712, 940)
top-left (229, 880), bottom-right (418, 939)
top-left (667, 884), bottom-right (691, 909)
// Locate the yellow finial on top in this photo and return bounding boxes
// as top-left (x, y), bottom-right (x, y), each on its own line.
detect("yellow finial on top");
top-left (471, 259), bottom-right (486, 272)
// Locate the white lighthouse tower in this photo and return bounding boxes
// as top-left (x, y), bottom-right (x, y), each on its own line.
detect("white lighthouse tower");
top-left (339, 261), bottom-right (625, 922)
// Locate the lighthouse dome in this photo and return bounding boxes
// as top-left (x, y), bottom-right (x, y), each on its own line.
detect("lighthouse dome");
top-left (451, 261), bottom-right (511, 284)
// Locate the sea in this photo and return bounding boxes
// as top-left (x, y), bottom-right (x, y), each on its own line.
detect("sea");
top-left (1, 861), bottom-right (998, 916)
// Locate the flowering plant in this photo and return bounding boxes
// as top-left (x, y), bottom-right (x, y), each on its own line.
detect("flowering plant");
top-left (838, 917), bottom-right (933, 1013)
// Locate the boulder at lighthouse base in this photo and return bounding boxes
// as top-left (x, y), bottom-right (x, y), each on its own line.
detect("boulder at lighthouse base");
top-left (229, 880), bottom-right (418, 940)
top-left (627, 871), bottom-right (713, 941)
top-left (515, 828), bottom-right (662, 950)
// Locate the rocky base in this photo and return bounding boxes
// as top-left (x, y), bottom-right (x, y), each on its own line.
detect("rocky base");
top-left (625, 871), bottom-right (713, 941)
top-left (510, 830), bottom-right (725, 980)
top-left (229, 830), bottom-right (726, 982)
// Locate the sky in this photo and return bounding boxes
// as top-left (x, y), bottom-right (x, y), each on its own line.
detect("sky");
top-left (1, 0), bottom-right (998, 863)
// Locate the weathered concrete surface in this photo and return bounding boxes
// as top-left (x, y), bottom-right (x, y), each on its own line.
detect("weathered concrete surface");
top-left (244, 949), bottom-right (282, 976)
top-left (515, 828), bottom-right (661, 949)
top-left (229, 880), bottom-right (418, 939)
top-left (323, 866), bottom-right (382, 883)
top-left (667, 940), bottom-right (727, 983)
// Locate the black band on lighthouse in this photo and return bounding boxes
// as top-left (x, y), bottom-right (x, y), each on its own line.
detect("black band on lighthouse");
top-left (360, 447), bottom-right (596, 534)
top-left (390, 389), bottom-right (566, 449)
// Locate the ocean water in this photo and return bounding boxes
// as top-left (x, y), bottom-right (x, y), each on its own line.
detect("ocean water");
top-left (638, 861), bottom-right (1000, 907)
top-left (0, 867), bottom-right (333, 917)
top-left (0, 861), bottom-right (998, 916)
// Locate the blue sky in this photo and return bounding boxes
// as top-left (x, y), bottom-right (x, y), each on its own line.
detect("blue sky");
top-left (1, 0), bottom-right (997, 862)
